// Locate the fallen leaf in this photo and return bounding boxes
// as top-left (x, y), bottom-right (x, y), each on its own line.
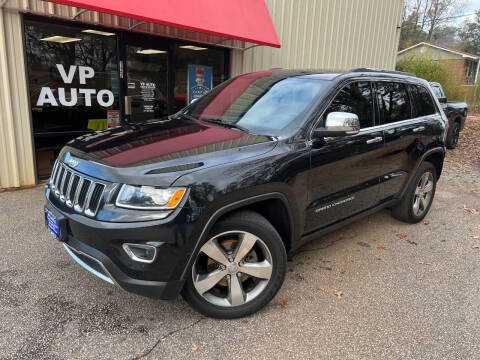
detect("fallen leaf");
top-left (472, 245), bottom-right (480, 249)
top-left (375, 257), bottom-right (382, 261)
top-left (306, 295), bottom-right (314, 302)
top-left (334, 291), bottom-right (343, 300)
top-left (441, 240), bottom-right (446, 243)
top-left (463, 205), bottom-right (480, 215)
top-left (396, 233), bottom-right (408, 239)
top-left (279, 300), bottom-right (287, 308)
top-left (407, 240), bottom-right (418, 246)
top-left (377, 245), bottom-right (388, 250)
top-left (423, 221), bottom-right (430, 225)
top-left (471, 235), bottom-right (480, 239)
top-left (419, 261), bottom-right (432, 265)
top-left (192, 342), bottom-right (198, 351)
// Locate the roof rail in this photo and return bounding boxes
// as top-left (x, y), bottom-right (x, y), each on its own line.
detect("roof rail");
top-left (349, 68), bottom-right (416, 77)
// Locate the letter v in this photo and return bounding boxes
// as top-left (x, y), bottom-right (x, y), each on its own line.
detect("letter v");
top-left (56, 64), bottom-right (77, 84)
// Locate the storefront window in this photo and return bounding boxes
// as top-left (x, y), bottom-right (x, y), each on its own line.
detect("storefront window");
top-left (23, 19), bottom-right (229, 178)
top-left (126, 45), bottom-right (168, 123)
top-left (24, 19), bottom-right (119, 176)
top-left (173, 44), bottom-right (226, 112)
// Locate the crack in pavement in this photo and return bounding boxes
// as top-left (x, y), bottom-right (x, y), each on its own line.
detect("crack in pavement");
top-left (131, 317), bottom-right (205, 360)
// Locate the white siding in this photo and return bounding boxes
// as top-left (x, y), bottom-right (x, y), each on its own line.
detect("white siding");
top-left (231, 0), bottom-right (404, 76)
top-left (0, 5), bottom-right (36, 188)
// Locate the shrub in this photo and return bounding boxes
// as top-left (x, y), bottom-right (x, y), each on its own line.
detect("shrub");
top-left (396, 55), bottom-right (447, 84)
top-left (396, 55), bottom-right (465, 101)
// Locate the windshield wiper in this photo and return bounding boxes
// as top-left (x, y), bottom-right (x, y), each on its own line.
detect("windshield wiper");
top-left (200, 118), bottom-right (251, 133)
top-left (171, 114), bottom-right (257, 135)
top-left (169, 113), bottom-right (198, 122)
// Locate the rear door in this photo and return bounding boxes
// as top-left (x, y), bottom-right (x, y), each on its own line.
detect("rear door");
top-left (305, 81), bottom-right (384, 233)
top-left (375, 82), bottom-right (436, 202)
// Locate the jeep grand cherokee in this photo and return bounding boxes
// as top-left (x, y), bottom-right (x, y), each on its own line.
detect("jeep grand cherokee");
top-left (44, 69), bottom-right (446, 318)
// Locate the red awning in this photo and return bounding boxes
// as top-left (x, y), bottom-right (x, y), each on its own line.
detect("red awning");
top-left (46, 0), bottom-right (281, 48)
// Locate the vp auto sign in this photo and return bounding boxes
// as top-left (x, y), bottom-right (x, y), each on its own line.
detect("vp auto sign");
top-left (36, 64), bottom-right (114, 107)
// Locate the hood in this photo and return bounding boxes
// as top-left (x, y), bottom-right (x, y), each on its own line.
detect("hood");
top-left (60, 117), bottom-right (276, 186)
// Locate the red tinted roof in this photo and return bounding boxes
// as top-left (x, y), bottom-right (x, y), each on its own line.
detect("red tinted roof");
top-left (47, 0), bottom-right (280, 48)
top-left (423, 42), bottom-right (480, 59)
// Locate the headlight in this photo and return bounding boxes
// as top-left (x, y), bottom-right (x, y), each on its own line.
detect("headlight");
top-left (115, 185), bottom-right (186, 210)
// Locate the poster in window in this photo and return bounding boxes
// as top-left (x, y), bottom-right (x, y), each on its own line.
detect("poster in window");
top-left (187, 65), bottom-right (212, 104)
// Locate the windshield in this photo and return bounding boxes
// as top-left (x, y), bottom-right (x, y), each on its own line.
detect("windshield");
top-left (180, 72), bottom-right (330, 136)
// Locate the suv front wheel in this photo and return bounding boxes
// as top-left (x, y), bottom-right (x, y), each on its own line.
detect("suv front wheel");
top-left (392, 161), bottom-right (437, 223)
top-left (182, 210), bottom-right (287, 318)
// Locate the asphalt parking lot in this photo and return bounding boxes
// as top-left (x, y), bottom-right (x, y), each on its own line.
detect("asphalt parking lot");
top-left (1, 146), bottom-right (479, 360)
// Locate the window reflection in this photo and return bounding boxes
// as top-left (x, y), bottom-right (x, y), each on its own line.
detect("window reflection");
top-left (326, 82), bottom-right (374, 128)
top-left (183, 71), bottom-right (328, 135)
top-left (375, 82), bottom-right (410, 124)
top-left (174, 44), bottom-right (226, 112)
top-left (24, 19), bottom-right (119, 176)
top-left (126, 46), bottom-right (168, 123)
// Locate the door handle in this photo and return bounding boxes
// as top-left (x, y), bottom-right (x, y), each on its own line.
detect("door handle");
top-left (366, 136), bottom-right (383, 144)
top-left (413, 126), bottom-right (425, 133)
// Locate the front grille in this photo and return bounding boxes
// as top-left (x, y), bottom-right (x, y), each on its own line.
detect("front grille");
top-left (49, 161), bottom-right (106, 217)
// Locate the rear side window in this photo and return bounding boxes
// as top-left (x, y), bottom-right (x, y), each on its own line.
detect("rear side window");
top-left (408, 85), bottom-right (437, 117)
top-left (431, 85), bottom-right (444, 99)
top-left (325, 82), bottom-right (374, 128)
top-left (375, 82), bottom-right (411, 124)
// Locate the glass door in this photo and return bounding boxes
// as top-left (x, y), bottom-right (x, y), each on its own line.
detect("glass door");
top-left (124, 42), bottom-right (169, 123)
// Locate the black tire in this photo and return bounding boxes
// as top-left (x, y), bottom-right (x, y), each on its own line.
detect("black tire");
top-left (392, 162), bottom-right (437, 223)
top-left (446, 122), bottom-right (460, 149)
top-left (182, 210), bottom-right (287, 319)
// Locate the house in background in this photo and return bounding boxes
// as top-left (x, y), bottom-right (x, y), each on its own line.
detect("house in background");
top-left (397, 42), bottom-right (480, 85)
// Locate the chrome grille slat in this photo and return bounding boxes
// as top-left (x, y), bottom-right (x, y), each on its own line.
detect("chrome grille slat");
top-left (85, 183), bottom-right (106, 217)
top-left (73, 177), bottom-right (85, 210)
top-left (49, 161), bottom-right (106, 217)
top-left (66, 174), bottom-right (80, 208)
top-left (54, 166), bottom-right (65, 196)
top-left (75, 179), bottom-right (92, 212)
top-left (60, 170), bottom-right (72, 202)
top-left (49, 161), bottom-right (59, 189)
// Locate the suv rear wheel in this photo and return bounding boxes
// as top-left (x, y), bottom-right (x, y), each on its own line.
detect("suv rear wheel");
top-left (391, 161), bottom-right (437, 223)
top-left (182, 210), bottom-right (287, 318)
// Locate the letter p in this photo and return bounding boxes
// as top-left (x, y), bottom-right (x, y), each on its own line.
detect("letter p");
top-left (78, 66), bottom-right (95, 85)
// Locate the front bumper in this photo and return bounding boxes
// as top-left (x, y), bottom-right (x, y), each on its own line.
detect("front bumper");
top-left (44, 187), bottom-right (199, 300)
top-left (61, 234), bottom-right (183, 299)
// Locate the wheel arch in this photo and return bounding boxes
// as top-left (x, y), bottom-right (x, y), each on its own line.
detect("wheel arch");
top-left (399, 147), bottom-right (445, 200)
top-left (424, 151), bottom-right (444, 180)
top-left (179, 193), bottom-right (295, 284)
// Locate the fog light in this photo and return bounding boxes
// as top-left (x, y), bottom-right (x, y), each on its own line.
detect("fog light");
top-left (122, 243), bottom-right (157, 263)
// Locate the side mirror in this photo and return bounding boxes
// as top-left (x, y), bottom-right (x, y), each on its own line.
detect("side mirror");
top-left (314, 112), bottom-right (360, 137)
top-left (438, 97), bottom-right (447, 104)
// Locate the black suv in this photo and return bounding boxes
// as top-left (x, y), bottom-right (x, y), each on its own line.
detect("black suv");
top-left (44, 69), bottom-right (446, 318)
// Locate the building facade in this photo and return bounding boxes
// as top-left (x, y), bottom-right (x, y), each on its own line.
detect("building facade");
top-left (0, 0), bottom-right (403, 189)
top-left (397, 42), bottom-right (480, 85)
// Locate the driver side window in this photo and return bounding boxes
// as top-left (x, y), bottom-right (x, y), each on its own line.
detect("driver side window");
top-left (325, 82), bottom-right (374, 129)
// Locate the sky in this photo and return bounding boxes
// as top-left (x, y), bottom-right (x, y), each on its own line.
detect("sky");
top-left (455, 0), bottom-right (480, 25)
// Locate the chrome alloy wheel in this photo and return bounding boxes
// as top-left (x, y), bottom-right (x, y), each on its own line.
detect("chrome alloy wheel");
top-left (413, 171), bottom-right (434, 216)
top-left (192, 231), bottom-right (273, 307)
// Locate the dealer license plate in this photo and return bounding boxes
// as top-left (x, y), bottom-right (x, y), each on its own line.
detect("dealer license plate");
top-left (45, 209), bottom-right (60, 240)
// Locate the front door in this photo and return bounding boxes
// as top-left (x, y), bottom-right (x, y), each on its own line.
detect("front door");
top-left (122, 38), bottom-right (169, 123)
top-left (305, 81), bottom-right (384, 233)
